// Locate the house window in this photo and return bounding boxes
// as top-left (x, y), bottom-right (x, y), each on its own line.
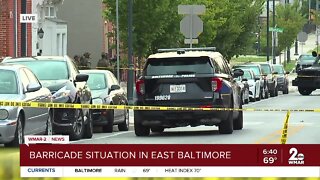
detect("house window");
top-left (45, 6), bottom-right (56, 18)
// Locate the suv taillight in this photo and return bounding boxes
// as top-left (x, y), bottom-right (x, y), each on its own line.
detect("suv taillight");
top-left (136, 79), bottom-right (145, 95)
top-left (211, 78), bottom-right (222, 92)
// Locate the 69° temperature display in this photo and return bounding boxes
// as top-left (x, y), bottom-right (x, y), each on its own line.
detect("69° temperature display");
top-left (263, 156), bottom-right (278, 164)
top-left (261, 148), bottom-right (281, 165)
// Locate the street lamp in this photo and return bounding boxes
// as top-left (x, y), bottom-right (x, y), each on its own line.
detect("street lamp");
top-left (37, 28), bottom-right (44, 39)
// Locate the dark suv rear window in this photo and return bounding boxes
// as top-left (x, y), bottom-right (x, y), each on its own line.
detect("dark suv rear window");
top-left (145, 57), bottom-right (213, 76)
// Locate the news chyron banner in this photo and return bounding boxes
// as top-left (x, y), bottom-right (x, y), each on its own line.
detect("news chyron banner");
top-left (20, 144), bottom-right (320, 177)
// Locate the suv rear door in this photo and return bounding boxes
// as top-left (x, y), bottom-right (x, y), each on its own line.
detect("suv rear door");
top-left (140, 56), bottom-right (215, 106)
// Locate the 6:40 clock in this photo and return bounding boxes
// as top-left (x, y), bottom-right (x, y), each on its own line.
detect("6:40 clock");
top-left (263, 149), bottom-right (278, 155)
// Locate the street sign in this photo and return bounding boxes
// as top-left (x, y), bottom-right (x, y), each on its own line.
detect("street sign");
top-left (269, 27), bottom-right (283, 33)
top-left (184, 39), bottom-right (198, 44)
top-left (297, 31), bottom-right (308, 42)
top-left (178, 5), bottom-right (205, 15)
top-left (20, 14), bottom-right (38, 23)
top-left (180, 15), bottom-right (203, 39)
top-left (179, 5), bottom-right (206, 47)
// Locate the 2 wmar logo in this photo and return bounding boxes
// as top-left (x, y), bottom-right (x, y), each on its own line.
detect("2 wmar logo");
top-left (288, 147), bottom-right (304, 165)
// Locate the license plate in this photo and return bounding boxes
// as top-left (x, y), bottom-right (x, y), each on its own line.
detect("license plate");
top-left (170, 84), bottom-right (186, 93)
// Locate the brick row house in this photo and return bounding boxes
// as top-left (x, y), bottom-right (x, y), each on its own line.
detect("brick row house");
top-left (0, 0), bottom-right (32, 59)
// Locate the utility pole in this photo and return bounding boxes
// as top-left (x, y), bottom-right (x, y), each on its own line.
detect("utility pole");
top-left (272, 0), bottom-right (276, 64)
top-left (127, 0), bottom-right (134, 105)
top-left (267, 0), bottom-right (270, 63)
top-left (116, 0), bottom-right (120, 81)
top-left (13, 0), bottom-right (18, 57)
top-left (21, 0), bottom-right (27, 56)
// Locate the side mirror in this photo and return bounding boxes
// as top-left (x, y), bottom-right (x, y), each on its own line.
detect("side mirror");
top-left (110, 84), bottom-right (121, 92)
top-left (242, 78), bottom-right (248, 81)
top-left (286, 71), bottom-right (290, 74)
top-left (254, 77), bottom-right (260, 81)
top-left (26, 83), bottom-right (41, 93)
top-left (75, 74), bottom-right (89, 82)
top-left (273, 72), bottom-right (278, 75)
top-left (233, 69), bottom-right (244, 78)
top-left (312, 51), bottom-right (318, 57)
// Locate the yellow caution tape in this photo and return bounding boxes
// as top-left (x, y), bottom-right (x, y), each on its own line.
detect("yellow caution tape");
top-left (280, 111), bottom-right (290, 144)
top-left (297, 75), bottom-right (320, 78)
top-left (1, 100), bottom-right (320, 112)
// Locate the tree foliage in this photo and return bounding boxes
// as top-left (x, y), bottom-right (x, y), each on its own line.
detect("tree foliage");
top-left (103, 0), bottom-right (268, 62)
top-left (275, 0), bottom-right (306, 52)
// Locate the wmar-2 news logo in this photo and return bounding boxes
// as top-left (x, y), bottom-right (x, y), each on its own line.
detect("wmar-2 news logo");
top-left (288, 147), bottom-right (304, 165)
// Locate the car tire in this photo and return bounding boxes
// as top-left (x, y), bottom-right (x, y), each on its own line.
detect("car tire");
top-left (233, 101), bottom-right (243, 130)
top-left (5, 113), bottom-right (24, 147)
top-left (219, 99), bottom-right (233, 134)
top-left (275, 87), bottom-right (278, 96)
top-left (298, 87), bottom-right (312, 96)
top-left (70, 109), bottom-right (85, 141)
top-left (83, 110), bottom-right (93, 139)
top-left (265, 86), bottom-right (269, 99)
top-left (118, 109), bottom-right (129, 131)
top-left (283, 86), bottom-right (289, 94)
top-left (270, 89), bottom-right (275, 97)
top-left (250, 97), bottom-right (256, 102)
top-left (260, 86), bottom-right (265, 99)
top-left (45, 111), bottom-right (53, 135)
top-left (134, 111), bottom-right (150, 136)
top-left (103, 110), bottom-right (114, 133)
top-left (151, 127), bottom-right (165, 133)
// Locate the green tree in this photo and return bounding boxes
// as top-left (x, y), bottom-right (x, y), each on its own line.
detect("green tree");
top-left (103, 0), bottom-right (185, 69)
top-left (275, 1), bottom-right (306, 54)
top-left (103, 0), bottom-right (265, 63)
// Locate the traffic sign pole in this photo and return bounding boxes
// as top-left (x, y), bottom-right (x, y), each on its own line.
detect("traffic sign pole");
top-left (189, 7), bottom-right (193, 48)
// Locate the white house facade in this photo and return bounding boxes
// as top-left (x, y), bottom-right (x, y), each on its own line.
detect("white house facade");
top-left (32, 0), bottom-right (67, 56)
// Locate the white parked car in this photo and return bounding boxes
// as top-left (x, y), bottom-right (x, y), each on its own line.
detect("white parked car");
top-left (242, 69), bottom-right (261, 102)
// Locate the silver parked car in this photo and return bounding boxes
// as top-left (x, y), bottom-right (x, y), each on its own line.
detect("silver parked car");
top-left (0, 64), bottom-right (53, 147)
top-left (80, 70), bottom-right (129, 133)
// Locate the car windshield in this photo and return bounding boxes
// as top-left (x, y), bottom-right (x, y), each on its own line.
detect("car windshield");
top-left (86, 73), bottom-right (107, 90)
top-left (234, 66), bottom-right (261, 77)
top-left (243, 70), bottom-right (253, 79)
top-left (0, 70), bottom-right (18, 94)
top-left (260, 64), bottom-right (271, 74)
top-left (145, 57), bottom-right (213, 76)
top-left (299, 55), bottom-right (316, 62)
top-left (273, 66), bottom-right (284, 74)
top-left (12, 61), bottom-right (69, 80)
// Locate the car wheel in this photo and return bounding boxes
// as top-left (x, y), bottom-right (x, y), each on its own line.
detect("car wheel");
top-left (151, 127), bottom-right (165, 133)
top-left (298, 87), bottom-right (312, 96)
top-left (118, 109), bottom-right (129, 131)
top-left (134, 111), bottom-right (150, 136)
top-left (70, 109), bottom-right (85, 141)
top-left (219, 99), bottom-right (233, 134)
top-left (45, 111), bottom-right (53, 135)
top-left (265, 86), bottom-right (269, 99)
top-left (233, 101), bottom-right (243, 130)
top-left (83, 110), bottom-right (93, 139)
top-left (260, 86), bottom-right (265, 99)
top-left (283, 86), bottom-right (289, 94)
top-left (250, 97), bottom-right (256, 102)
top-left (270, 88), bottom-right (275, 97)
top-left (103, 110), bottom-right (114, 133)
top-left (5, 114), bottom-right (24, 147)
top-left (275, 87), bottom-right (278, 96)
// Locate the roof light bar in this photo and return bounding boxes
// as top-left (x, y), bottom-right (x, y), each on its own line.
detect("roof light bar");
top-left (157, 47), bottom-right (216, 53)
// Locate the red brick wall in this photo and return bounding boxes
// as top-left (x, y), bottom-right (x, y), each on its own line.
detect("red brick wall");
top-left (0, 0), bottom-right (32, 58)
